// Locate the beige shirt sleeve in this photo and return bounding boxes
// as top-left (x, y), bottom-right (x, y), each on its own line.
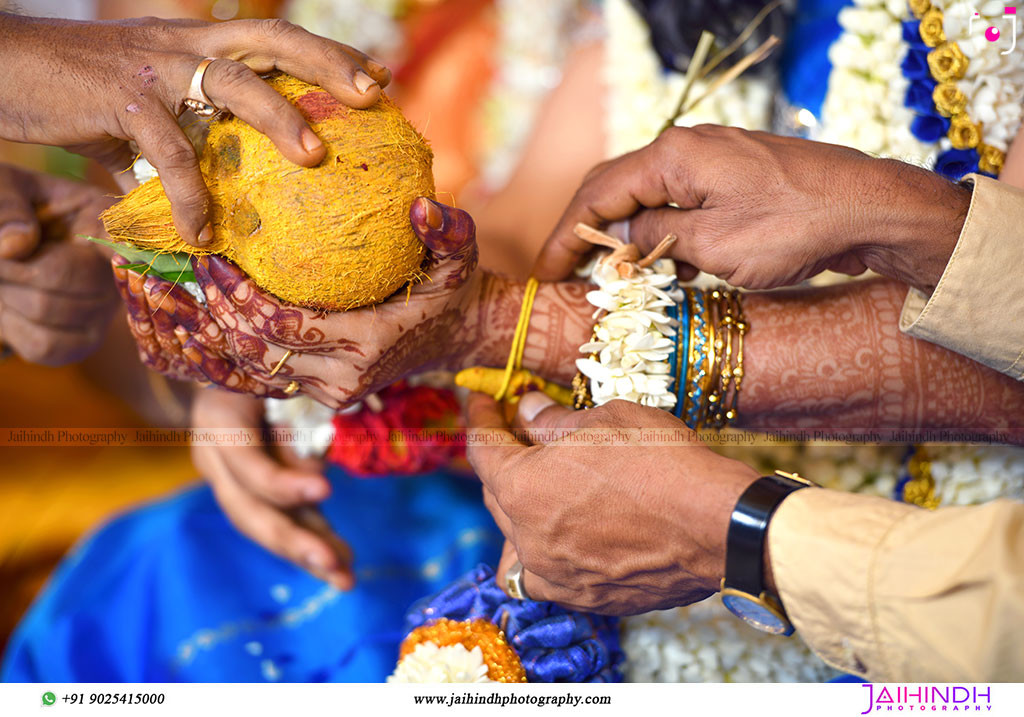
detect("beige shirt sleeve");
top-left (767, 488), bottom-right (1024, 681)
top-left (900, 174), bottom-right (1024, 380)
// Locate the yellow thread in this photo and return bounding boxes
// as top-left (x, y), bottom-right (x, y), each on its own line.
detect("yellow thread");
top-left (495, 277), bottom-right (539, 401)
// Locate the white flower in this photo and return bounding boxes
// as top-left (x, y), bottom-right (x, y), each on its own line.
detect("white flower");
top-left (580, 253), bottom-right (683, 411)
top-left (388, 642), bottom-right (494, 683)
top-left (264, 396), bottom-right (336, 459)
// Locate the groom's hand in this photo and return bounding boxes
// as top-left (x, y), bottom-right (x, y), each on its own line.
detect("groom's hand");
top-left (465, 391), bottom-right (758, 615)
top-left (535, 125), bottom-right (970, 293)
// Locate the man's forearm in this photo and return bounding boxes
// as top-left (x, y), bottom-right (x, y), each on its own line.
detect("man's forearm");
top-left (854, 159), bottom-right (970, 294)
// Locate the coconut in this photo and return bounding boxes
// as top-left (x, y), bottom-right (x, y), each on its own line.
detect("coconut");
top-left (101, 73), bottom-right (434, 311)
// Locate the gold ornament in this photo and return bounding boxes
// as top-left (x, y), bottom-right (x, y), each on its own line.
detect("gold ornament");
top-left (978, 144), bottom-right (1006, 175)
top-left (902, 448), bottom-right (940, 510)
top-left (909, 0), bottom-right (932, 19)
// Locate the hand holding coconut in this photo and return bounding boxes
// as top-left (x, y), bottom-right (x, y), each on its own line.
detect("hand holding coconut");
top-left (0, 12), bottom-right (390, 248)
top-left (114, 197), bottom-right (487, 407)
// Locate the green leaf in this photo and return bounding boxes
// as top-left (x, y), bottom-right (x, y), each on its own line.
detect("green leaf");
top-left (85, 236), bottom-right (195, 283)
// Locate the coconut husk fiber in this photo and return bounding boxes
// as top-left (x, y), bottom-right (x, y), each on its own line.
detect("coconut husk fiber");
top-left (101, 73), bottom-right (434, 311)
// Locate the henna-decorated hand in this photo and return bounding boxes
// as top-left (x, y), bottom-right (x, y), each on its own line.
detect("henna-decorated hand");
top-left (115, 197), bottom-right (485, 407)
top-left (190, 387), bottom-right (353, 589)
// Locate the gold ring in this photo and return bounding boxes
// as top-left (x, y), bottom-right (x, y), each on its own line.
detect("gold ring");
top-left (183, 57), bottom-right (219, 117)
top-left (268, 349), bottom-right (294, 378)
top-left (283, 380), bottom-right (300, 396)
top-left (505, 561), bottom-right (529, 601)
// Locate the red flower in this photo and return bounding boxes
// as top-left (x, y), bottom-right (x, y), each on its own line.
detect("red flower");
top-left (327, 382), bottom-right (465, 477)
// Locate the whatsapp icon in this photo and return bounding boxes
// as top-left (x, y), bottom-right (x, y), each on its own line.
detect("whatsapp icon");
top-left (41, 692), bottom-right (56, 706)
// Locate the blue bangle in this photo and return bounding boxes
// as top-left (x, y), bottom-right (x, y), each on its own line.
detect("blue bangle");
top-left (685, 290), bottom-right (708, 430)
top-left (672, 287), bottom-right (690, 420)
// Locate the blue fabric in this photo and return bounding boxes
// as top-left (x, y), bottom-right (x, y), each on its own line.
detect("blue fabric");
top-left (404, 565), bottom-right (624, 683)
top-left (780, 0), bottom-right (852, 117)
top-left (2, 468), bottom-right (502, 683)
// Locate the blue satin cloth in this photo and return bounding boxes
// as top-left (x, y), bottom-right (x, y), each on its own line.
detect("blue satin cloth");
top-left (404, 565), bottom-right (624, 682)
top-left (2, 468), bottom-right (502, 683)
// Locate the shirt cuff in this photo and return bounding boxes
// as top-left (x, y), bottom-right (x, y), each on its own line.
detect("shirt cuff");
top-left (767, 488), bottom-right (918, 678)
top-left (899, 174), bottom-right (1024, 380)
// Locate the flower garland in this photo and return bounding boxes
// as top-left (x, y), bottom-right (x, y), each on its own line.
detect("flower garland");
top-left (389, 641), bottom-right (495, 683)
top-left (390, 564), bottom-right (624, 683)
top-left (576, 258), bottom-right (683, 410)
top-left (264, 378), bottom-right (465, 476)
top-left (818, 0), bottom-right (1024, 178)
top-left (602, 0), bottom-right (774, 158)
top-left (817, 0), bottom-right (936, 163)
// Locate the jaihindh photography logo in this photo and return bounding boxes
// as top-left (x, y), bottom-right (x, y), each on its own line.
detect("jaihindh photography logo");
top-left (860, 684), bottom-right (993, 713)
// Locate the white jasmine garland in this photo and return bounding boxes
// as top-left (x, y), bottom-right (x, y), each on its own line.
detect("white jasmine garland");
top-left (926, 445), bottom-right (1024, 506)
top-left (603, 0), bottom-right (773, 158)
top-left (577, 258), bottom-right (682, 410)
top-left (819, 0), bottom-right (936, 165)
top-left (623, 599), bottom-right (839, 683)
top-left (387, 642), bottom-right (493, 683)
top-left (929, 0), bottom-right (1024, 155)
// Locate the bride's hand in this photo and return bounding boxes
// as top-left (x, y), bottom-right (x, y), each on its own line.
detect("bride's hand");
top-left (114, 197), bottom-right (484, 407)
top-left (190, 387), bottom-right (353, 589)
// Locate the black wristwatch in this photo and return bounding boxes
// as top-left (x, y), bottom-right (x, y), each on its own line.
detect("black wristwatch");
top-left (720, 470), bottom-right (815, 636)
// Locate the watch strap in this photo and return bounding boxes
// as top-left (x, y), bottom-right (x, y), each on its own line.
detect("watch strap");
top-left (724, 473), bottom-right (811, 597)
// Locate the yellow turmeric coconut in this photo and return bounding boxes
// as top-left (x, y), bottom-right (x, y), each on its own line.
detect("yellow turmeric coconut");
top-left (101, 73), bottom-right (434, 311)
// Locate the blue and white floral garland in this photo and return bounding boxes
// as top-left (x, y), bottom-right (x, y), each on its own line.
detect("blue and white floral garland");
top-left (818, 0), bottom-right (1024, 178)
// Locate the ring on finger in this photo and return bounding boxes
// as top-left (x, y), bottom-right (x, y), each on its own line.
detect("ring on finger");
top-left (183, 57), bottom-right (220, 117)
top-left (505, 560), bottom-right (529, 601)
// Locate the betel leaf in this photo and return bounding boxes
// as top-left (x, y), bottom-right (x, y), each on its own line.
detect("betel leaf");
top-left (85, 236), bottom-right (196, 283)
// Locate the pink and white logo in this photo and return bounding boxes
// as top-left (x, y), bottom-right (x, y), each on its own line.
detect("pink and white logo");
top-left (972, 7), bottom-right (1018, 53)
top-left (860, 684), bottom-right (993, 713)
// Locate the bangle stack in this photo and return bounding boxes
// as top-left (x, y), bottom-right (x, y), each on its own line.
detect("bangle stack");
top-left (571, 225), bottom-right (749, 431)
top-left (682, 288), bottom-right (747, 430)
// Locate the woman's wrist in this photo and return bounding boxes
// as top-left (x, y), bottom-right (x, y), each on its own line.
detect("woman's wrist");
top-left (451, 273), bottom-right (592, 384)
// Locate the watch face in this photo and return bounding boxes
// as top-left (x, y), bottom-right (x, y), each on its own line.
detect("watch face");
top-left (721, 592), bottom-right (792, 636)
